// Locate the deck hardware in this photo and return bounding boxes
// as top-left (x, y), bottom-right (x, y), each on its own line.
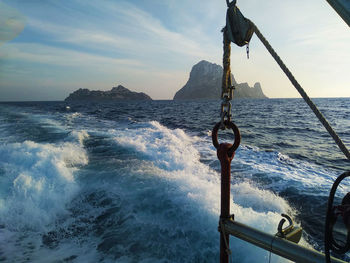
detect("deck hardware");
top-left (276, 214), bottom-right (302, 244)
top-left (325, 171), bottom-right (350, 262)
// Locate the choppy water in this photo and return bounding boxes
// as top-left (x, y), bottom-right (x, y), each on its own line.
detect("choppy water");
top-left (0, 98), bottom-right (349, 262)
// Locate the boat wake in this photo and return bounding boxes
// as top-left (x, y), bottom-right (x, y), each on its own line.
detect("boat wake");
top-left (1, 101), bottom-right (348, 262)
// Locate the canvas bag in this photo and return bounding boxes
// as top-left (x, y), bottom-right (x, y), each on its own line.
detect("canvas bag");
top-left (225, 1), bottom-right (254, 47)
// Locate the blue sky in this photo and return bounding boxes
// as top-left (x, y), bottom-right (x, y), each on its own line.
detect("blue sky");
top-left (0, 0), bottom-right (349, 101)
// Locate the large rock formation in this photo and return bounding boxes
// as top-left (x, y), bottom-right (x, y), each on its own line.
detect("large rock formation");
top-left (235, 82), bottom-right (266, 99)
top-left (173, 60), bottom-right (267, 100)
top-left (65, 85), bottom-right (152, 101)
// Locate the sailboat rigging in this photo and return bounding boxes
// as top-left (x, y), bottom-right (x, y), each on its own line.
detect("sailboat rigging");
top-left (214, 1), bottom-right (350, 262)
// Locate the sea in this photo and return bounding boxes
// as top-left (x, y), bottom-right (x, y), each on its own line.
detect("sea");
top-left (0, 98), bottom-right (349, 263)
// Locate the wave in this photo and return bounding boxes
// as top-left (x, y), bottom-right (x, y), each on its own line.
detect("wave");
top-left (104, 121), bottom-right (300, 262)
top-left (0, 104), bottom-right (331, 262)
top-left (0, 131), bottom-right (89, 231)
top-left (234, 144), bottom-right (344, 194)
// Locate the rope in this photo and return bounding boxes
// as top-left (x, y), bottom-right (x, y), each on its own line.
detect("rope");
top-left (249, 21), bottom-right (350, 161)
top-left (221, 31), bottom-right (232, 98)
top-left (268, 234), bottom-right (276, 263)
top-left (220, 30), bottom-right (234, 128)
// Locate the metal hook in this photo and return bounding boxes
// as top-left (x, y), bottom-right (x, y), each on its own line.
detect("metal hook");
top-left (276, 214), bottom-right (303, 244)
top-left (277, 214), bottom-right (293, 236)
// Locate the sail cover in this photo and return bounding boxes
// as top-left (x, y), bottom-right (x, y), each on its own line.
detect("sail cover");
top-left (326, 0), bottom-right (350, 27)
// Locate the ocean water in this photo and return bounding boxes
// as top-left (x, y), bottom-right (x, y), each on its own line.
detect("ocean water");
top-left (0, 98), bottom-right (349, 263)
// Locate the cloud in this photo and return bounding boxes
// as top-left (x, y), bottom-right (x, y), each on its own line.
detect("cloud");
top-left (24, 1), bottom-right (219, 64)
top-left (2, 43), bottom-right (141, 67)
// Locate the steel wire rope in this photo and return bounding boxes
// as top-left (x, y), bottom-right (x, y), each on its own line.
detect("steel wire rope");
top-left (249, 21), bottom-right (350, 161)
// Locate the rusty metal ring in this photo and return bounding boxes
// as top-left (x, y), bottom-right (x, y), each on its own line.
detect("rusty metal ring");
top-left (212, 120), bottom-right (241, 156)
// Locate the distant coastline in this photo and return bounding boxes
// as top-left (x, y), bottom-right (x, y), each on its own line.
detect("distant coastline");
top-left (2, 97), bottom-right (350, 103)
top-left (64, 85), bottom-right (152, 102)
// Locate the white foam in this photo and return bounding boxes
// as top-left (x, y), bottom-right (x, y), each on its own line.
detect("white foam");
top-left (69, 129), bottom-right (89, 146)
top-left (0, 132), bottom-right (88, 231)
top-left (236, 145), bottom-right (339, 193)
top-left (65, 112), bottom-right (83, 123)
top-left (0, 115), bottom-right (312, 262)
top-left (232, 181), bottom-right (293, 214)
top-left (111, 121), bottom-right (298, 261)
top-left (114, 121), bottom-right (200, 171)
top-left (30, 113), bottom-right (68, 133)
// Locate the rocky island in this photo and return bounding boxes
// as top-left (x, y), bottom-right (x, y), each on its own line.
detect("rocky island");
top-left (65, 85), bottom-right (152, 102)
top-left (173, 60), bottom-right (267, 100)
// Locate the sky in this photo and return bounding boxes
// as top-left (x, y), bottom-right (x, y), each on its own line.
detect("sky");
top-left (0, 0), bottom-right (349, 101)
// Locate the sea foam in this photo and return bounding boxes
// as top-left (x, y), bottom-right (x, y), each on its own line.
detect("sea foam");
top-left (110, 121), bottom-right (298, 262)
top-left (0, 131), bottom-right (88, 231)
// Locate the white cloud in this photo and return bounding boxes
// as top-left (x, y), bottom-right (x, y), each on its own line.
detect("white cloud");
top-left (26, 1), bottom-right (218, 62)
top-left (1, 43), bottom-right (142, 68)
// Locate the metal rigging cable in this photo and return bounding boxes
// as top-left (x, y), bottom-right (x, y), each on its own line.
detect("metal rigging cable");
top-left (249, 22), bottom-right (350, 161)
top-left (223, 1), bottom-right (350, 162)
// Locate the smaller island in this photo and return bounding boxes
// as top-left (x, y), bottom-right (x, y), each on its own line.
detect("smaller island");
top-left (65, 85), bottom-right (152, 102)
